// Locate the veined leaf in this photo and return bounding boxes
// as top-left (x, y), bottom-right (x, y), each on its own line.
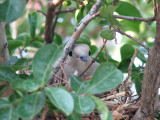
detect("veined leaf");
top-left (0, 0), bottom-right (26, 23)
top-left (16, 92), bottom-right (46, 119)
top-left (44, 87), bottom-right (74, 116)
top-left (87, 62), bottom-right (123, 94)
top-left (32, 44), bottom-right (63, 87)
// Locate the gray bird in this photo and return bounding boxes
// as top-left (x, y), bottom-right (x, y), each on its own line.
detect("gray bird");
top-left (56, 44), bottom-right (99, 81)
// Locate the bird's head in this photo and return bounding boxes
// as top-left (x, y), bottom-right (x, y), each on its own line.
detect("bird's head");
top-left (69, 44), bottom-right (91, 63)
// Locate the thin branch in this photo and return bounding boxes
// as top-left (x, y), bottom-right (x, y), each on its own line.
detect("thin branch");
top-left (49, 1), bottom-right (103, 84)
top-left (44, 0), bottom-right (62, 44)
top-left (80, 39), bottom-right (107, 77)
top-left (113, 27), bottom-right (149, 51)
top-left (52, 3), bottom-right (62, 40)
top-left (124, 49), bottom-right (139, 84)
top-left (55, 7), bottom-right (76, 14)
top-left (153, 0), bottom-right (158, 17)
top-left (37, 10), bottom-right (47, 17)
top-left (113, 15), bottom-right (156, 22)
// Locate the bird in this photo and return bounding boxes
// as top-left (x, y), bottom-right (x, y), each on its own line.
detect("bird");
top-left (55, 44), bottom-right (99, 81)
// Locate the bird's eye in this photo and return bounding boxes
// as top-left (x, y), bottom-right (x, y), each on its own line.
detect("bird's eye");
top-left (69, 51), bottom-right (73, 56)
top-left (89, 50), bottom-right (91, 56)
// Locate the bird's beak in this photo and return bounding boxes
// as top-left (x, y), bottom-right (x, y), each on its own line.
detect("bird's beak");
top-left (79, 55), bottom-right (88, 62)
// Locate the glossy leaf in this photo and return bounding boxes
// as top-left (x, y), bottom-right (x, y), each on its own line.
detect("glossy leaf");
top-left (0, 0), bottom-right (26, 23)
top-left (44, 87), bottom-right (74, 116)
top-left (100, 29), bottom-right (115, 40)
top-left (0, 66), bottom-right (19, 82)
top-left (16, 92), bottom-right (46, 119)
top-left (121, 44), bottom-right (135, 60)
top-left (73, 95), bottom-right (95, 114)
top-left (0, 107), bottom-right (19, 120)
top-left (87, 62), bottom-right (123, 94)
top-left (29, 12), bottom-right (37, 38)
top-left (32, 44), bottom-right (63, 86)
top-left (90, 95), bottom-right (112, 120)
top-left (11, 79), bottom-right (40, 92)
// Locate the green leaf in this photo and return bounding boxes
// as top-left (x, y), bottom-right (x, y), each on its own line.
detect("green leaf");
top-left (75, 7), bottom-right (84, 23)
top-left (100, 6), bottom-right (117, 18)
top-left (11, 79), bottom-right (40, 92)
top-left (73, 95), bottom-right (95, 114)
top-left (116, 2), bottom-right (141, 17)
top-left (0, 66), bottom-right (19, 82)
top-left (32, 44), bottom-right (63, 86)
top-left (70, 74), bottom-right (90, 95)
top-left (16, 92), bottom-right (46, 119)
top-left (118, 59), bottom-right (131, 72)
top-left (62, 0), bottom-right (71, 6)
top-left (116, 1), bottom-right (141, 33)
top-left (0, 0), bottom-right (26, 23)
top-left (87, 62), bottom-right (123, 94)
top-left (0, 107), bottom-right (19, 120)
top-left (29, 12), bottom-right (37, 38)
top-left (8, 40), bottom-right (23, 54)
top-left (76, 35), bottom-right (91, 45)
top-left (11, 58), bottom-right (28, 71)
top-left (90, 95), bottom-right (113, 120)
top-left (99, 19), bottom-right (109, 26)
top-left (121, 44), bottom-right (135, 60)
top-left (70, 75), bottom-right (83, 92)
top-left (67, 112), bottom-right (82, 120)
top-left (100, 29), bottom-right (115, 40)
top-left (44, 87), bottom-right (74, 116)
top-left (99, 6), bottom-right (121, 27)
top-left (54, 32), bottom-right (63, 45)
top-left (132, 73), bottom-right (143, 94)
top-left (4, 56), bottom-right (19, 66)
top-left (31, 41), bottom-right (44, 48)
top-left (0, 98), bottom-right (10, 109)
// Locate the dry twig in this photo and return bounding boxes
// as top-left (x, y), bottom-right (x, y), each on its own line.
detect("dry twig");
top-left (113, 28), bottom-right (149, 51)
top-left (80, 39), bottom-right (107, 77)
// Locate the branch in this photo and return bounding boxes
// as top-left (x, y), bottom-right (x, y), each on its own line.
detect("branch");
top-left (55, 7), bottom-right (76, 14)
top-left (113, 27), bottom-right (149, 51)
top-left (80, 39), bottom-right (107, 77)
top-left (52, 3), bottom-right (62, 41)
top-left (0, 22), bottom-right (9, 65)
top-left (44, 0), bottom-right (62, 44)
top-left (124, 49), bottom-right (139, 84)
top-left (37, 10), bottom-right (47, 17)
top-left (48, 1), bottom-right (103, 84)
top-left (113, 15), bottom-right (156, 22)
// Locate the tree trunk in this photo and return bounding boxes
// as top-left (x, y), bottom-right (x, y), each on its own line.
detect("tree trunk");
top-left (0, 22), bottom-right (9, 65)
top-left (133, 1), bottom-right (160, 120)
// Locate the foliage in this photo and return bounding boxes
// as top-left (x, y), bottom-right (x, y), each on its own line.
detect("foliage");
top-left (0, 0), bottom-right (156, 119)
